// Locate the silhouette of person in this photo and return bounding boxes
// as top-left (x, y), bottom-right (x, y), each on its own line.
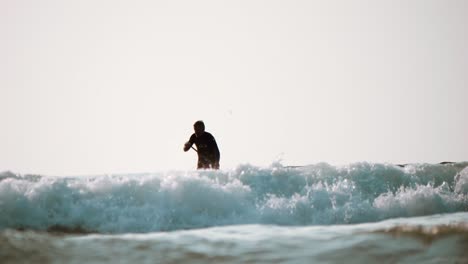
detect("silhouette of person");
top-left (183, 121), bottom-right (220, 170)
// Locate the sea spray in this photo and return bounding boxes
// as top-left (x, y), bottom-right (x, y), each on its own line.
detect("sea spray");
top-left (0, 162), bottom-right (467, 233)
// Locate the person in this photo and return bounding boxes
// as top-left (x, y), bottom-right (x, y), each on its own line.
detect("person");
top-left (183, 121), bottom-right (220, 170)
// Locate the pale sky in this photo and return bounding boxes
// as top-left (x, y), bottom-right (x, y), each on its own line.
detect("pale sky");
top-left (1, 0), bottom-right (467, 176)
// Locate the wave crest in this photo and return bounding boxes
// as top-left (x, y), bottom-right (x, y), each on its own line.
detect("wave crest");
top-left (0, 162), bottom-right (467, 233)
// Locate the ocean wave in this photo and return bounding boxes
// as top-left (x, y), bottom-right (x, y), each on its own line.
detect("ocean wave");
top-left (0, 162), bottom-right (467, 233)
top-left (374, 222), bottom-right (468, 237)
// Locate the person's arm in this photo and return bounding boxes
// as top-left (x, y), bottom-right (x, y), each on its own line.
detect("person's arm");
top-left (213, 144), bottom-right (220, 169)
top-left (214, 141), bottom-right (220, 162)
top-left (183, 134), bottom-right (195, 152)
top-left (210, 134), bottom-right (220, 164)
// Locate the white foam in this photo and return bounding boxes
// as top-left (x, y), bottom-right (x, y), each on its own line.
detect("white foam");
top-left (455, 167), bottom-right (468, 194)
top-left (0, 162), bottom-right (467, 233)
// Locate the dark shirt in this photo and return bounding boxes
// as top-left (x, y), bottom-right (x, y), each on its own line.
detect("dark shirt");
top-left (188, 132), bottom-right (220, 169)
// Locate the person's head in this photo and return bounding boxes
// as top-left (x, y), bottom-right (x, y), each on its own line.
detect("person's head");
top-left (193, 120), bottom-right (205, 136)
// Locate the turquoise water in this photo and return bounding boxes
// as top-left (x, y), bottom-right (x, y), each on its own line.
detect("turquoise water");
top-left (1, 162), bottom-right (467, 263)
top-left (2, 213), bottom-right (468, 263)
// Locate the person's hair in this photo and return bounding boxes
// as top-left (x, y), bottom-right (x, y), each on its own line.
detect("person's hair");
top-left (194, 120), bottom-right (205, 130)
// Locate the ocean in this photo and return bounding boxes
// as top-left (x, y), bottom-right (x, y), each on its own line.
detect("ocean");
top-left (1, 162), bottom-right (468, 263)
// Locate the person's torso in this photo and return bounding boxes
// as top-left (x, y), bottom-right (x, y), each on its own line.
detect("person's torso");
top-left (193, 132), bottom-right (214, 155)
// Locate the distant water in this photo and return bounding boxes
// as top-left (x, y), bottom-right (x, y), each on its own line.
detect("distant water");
top-left (1, 162), bottom-right (468, 263)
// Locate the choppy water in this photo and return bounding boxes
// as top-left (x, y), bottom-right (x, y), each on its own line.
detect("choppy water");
top-left (1, 162), bottom-right (468, 263)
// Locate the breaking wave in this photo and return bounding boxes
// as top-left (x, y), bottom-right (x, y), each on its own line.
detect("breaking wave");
top-left (1, 162), bottom-right (467, 233)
